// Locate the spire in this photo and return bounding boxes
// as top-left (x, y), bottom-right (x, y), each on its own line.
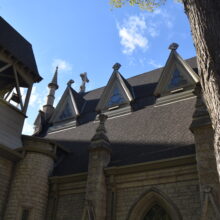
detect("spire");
top-left (90, 114), bottom-right (110, 150)
top-left (42, 67), bottom-right (59, 118)
top-left (79, 72), bottom-right (89, 93)
top-left (48, 66), bottom-right (59, 90)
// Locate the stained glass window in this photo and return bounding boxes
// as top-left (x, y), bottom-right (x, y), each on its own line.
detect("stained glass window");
top-left (168, 69), bottom-right (187, 89)
top-left (107, 86), bottom-right (125, 107)
top-left (59, 100), bottom-right (73, 120)
top-left (143, 204), bottom-right (171, 220)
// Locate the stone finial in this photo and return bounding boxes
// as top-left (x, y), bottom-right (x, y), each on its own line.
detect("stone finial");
top-left (97, 114), bottom-right (108, 132)
top-left (90, 114), bottom-right (110, 150)
top-left (67, 79), bottom-right (74, 87)
top-left (113, 63), bottom-right (121, 72)
top-left (48, 66), bottom-right (59, 90)
top-left (80, 72), bottom-right (89, 93)
top-left (168, 43), bottom-right (179, 51)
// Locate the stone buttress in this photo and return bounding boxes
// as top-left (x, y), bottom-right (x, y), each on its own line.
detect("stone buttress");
top-left (84, 114), bottom-right (111, 220)
top-left (190, 85), bottom-right (220, 219)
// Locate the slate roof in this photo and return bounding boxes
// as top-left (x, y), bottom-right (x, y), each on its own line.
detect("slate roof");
top-left (0, 16), bottom-right (41, 82)
top-left (46, 57), bottom-right (197, 176)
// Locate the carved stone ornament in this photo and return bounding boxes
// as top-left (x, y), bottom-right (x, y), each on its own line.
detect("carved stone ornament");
top-left (112, 63), bottom-right (121, 71)
top-left (201, 185), bottom-right (220, 220)
top-left (168, 43), bottom-right (179, 51)
top-left (67, 79), bottom-right (74, 87)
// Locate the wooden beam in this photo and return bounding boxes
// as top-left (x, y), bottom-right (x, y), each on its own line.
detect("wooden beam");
top-left (0, 53), bottom-right (33, 86)
top-left (0, 63), bottom-right (12, 72)
top-left (4, 89), bottom-right (13, 101)
top-left (13, 65), bottom-right (24, 110)
top-left (23, 84), bottom-right (33, 114)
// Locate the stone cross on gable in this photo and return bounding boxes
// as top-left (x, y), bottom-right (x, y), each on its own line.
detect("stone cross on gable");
top-left (67, 79), bottom-right (74, 87)
top-left (80, 72), bottom-right (89, 93)
top-left (113, 63), bottom-right (121, 72)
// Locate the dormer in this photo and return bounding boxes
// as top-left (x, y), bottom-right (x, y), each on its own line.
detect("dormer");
top-left (48, 80), bottom-right (85, 133)
top-left (96, 63), bottom-right (134, 118)
top-left (0, 17), bottom-right (42, 149)
top-left (154, 43), bottom-right (199, 106)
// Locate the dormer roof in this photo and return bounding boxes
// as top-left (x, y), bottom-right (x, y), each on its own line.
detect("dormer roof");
top-left (49, 84), bottom-right (85, 124)
top-left (96, 63), bottom-right (134, 112)
top-left (154, 49), bottom-right (199, 97)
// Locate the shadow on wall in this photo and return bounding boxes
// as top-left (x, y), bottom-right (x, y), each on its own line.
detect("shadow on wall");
top-left (53, 139), bottom-right (195, 176)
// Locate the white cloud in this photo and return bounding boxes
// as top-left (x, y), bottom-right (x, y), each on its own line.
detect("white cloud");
top-left (52, 59), bottom-right (72, 72)
top-left (22, 120), bottom-right (34, 135)
top-left (28, 86), bottom-right (46, 110)
top-left (117, 15), bottom-right (149, 55)
top-left (148, 59), bottom-right (162, 68)
top-left (117, 10), bottom-right (174, 55)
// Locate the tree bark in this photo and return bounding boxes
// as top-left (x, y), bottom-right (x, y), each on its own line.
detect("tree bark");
top-left (182, 0), bottom-right (220, 200)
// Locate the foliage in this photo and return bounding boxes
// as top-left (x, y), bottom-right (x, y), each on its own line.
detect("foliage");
top-left (110, 0), bottom-right (167, 11)
top-left (110, 0), bottom-right (182, 11)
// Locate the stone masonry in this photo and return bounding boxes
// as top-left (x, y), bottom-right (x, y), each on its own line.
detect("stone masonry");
top-left (4, 137), bottom-right (56, 220)
top-left (0, 157), bottom-right (13, 219)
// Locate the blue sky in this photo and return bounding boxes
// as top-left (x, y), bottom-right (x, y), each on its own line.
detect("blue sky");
top-left (0, 0), bottom-right (196, 134)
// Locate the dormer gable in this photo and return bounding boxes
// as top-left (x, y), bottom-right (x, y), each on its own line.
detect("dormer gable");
top-left (48, 80), bottom-right (85, 133)
top-left (96, 63), bottom-right (134, 115)
top-left (154, 43), bottom-right (199, 106)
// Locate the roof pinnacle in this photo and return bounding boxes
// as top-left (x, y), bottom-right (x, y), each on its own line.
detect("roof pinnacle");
top-left (113, 63), bottom-right (121, 72)
top-left (67, 79), bottom-right (74, 87)
top-left (90, 114), bottom-right (111, 151)
top-left (168, 42), bottom-right (179, 51)
top-left (48, 66), bottom-right (59, 90)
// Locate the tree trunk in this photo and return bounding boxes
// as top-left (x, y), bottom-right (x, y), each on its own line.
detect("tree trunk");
top-left (182, 0), bottom-right (220, 203)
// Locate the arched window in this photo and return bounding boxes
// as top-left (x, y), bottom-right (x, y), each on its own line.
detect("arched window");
top-left (143, 204), bottom-right (171, 220)
top-left (127, 188), bottom-right (182, 220)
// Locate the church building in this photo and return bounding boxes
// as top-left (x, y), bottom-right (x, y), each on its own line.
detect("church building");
top-left (0, 16), bottom-right (220, 220)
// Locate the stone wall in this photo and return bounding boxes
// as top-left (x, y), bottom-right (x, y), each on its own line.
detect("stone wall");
top-left (55, 193), bottom-right (85, 220)
top-left (0, 156), bottom-right (13, 219)
top-left (47, 174), bottom-right (87, 220)
top-left (49, 156), bottom-right (201, 220)
top-left (4, 152), bottom-right (54, 220)
top-left (106, 158), bottom-right (201, 220)
top-left (115, 180), bottom-right (200, 220)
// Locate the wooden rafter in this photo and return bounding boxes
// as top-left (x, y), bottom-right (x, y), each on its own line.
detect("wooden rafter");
top-left (23, 84), bottom-right (33, 114)
top-left (13, 65), bottom-right (24, 110)
top-left (0, 52), bottom-right (33, 86)
top-left (0, 63), bottom-right (12, 72)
